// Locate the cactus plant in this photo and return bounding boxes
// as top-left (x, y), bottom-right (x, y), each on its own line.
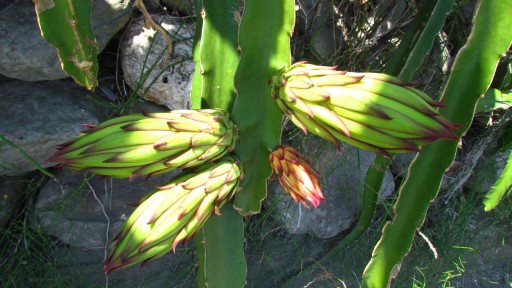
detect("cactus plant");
top-left (34, 0), bottom-right (98, 89)
top-left (38, 0), bottom-right (512, 287)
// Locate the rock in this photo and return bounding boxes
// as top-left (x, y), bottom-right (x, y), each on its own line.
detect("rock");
top-left (53, 245), bottom-right (196, 287)
top-left (267, 133), bottom-right (395, 238)
top-left (309, 24), bottom-right (344, 63)
top-left (0, 79), bottom-right (109, 176)
top-left (0, 0), bottom-right (133, 81)
top-left (0, 0), bottom-right (15, 12)
top-left (449, 220), bottom-right (512, 288)
top-left (122, 15), bottom-right (195, 110)
top-left (372, 0), bottom-right (407, 38)
top-left (0, 175), bottom-right (27, 227)
top-left (245, 215), bottom-right (338, 287)
top-left (295, 0), bottom-right (344, 62)
top-left (36, 168), bottom-right (180, 249)
top-left (161, 0), bottom-right (195, 16)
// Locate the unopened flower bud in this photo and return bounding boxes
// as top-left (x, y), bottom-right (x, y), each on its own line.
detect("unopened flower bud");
top-left (103, 157), bottom-right (242, 273)
top-left (270, 62), bottom-right (459, 157)
top-left (48, 109), bottom-right (238, 179)
top-left (269, 145), bottom-right (324, 208)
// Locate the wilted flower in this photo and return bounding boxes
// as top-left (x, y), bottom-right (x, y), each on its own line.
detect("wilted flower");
top-left (48, 109), bottom-right (238, 179)
top-left (269, 145), bottom-right (324, 208)
top-left (270, 62), bottom-right (459, 156)
top-left (103, 157), bottom-right (242, 273)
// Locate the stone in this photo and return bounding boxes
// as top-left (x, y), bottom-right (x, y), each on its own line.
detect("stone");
top-left (122, 15), bottom-right (195, 110)
top-left (449, 220), bottom-right (512, 288)
top-left (36, 168), bottom-right (181, 249)
top-left (53, 245), bottom-right (196, 287)
top-left (267, 133), bottom-right (395, 239)
top-left (245, 215), bottom-right (338, 287)
top-left (161, 0), bottom-right (195, 16)
top-left (460, 0), bottom-right (477, 24)
top-left (0, 79), bottom-right (109, 176)
top-left (309, 24), bottom-right (344, 63)
top-left (295, 0), bottom-right (344, 62)
top-left (372, 0), bottom-right (407, 38)
top-left (0, 0), bottom-right (133, 81)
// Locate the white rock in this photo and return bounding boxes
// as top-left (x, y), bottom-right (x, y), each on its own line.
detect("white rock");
top-left (122, 15), bottom-right (195, 110)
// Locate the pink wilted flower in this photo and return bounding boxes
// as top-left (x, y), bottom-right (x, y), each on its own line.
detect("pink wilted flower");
top-left (269, 145), bottom-right (325, 208)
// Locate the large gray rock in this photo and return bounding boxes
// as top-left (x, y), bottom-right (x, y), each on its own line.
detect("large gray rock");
top-left (122, 15), bottom-right (195, 110)
top-left (53, 245), bottom-right (196, 287)
top-left (36, 169), bottom-right (180, 249)
top-left (245, 215), bottom-right (338, 287)
top-left (0, 79), bottom-right (109, 176)
top-left (0, 0), bottom-right (133, 81)
top-left (295, 0), bottom-right (344, 62)
top-left (371, 0), bottom-right (408, 39)
top-left (268, 134), bottom-right (395, 238)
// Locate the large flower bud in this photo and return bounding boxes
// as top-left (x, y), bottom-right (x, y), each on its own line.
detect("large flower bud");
top-left (48, 109), bottom-right (238, 179)
top-left (103, 157), bottom-right (242, 273)
top-left (270, 62), bottom-right (459, 156)
top-left (269, 145), bottom-right (324, 208)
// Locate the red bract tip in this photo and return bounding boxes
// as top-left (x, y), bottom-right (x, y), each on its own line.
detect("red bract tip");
top-left (128, 174), bottom-right (139, 182)
top-left (172, 240), bottom-right (181, 253)
top-left (126, 201), bottom-right (142, 207)
top-left (82, 123), bottom-right (96, 129)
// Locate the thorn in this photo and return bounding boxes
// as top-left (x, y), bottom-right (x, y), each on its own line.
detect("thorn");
top-left (126, 201), bottom-right (141, 207)
top-left (82, 123), bottom-right (96, 129)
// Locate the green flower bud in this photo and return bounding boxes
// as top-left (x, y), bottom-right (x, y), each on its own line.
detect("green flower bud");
top-left (103, 157), bottom-right (243, 273)
top-left (48, 109), bottom-right (238, 179)
top-left (270, 62), bottom-right (459, 156)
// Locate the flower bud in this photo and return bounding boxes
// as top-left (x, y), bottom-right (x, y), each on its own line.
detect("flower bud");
top-left (48, 109), bottom-right (238, 179)
top-left (103, 157), bottom-right (242, 273)
top-left (269, 145), bottom-right (324, 208)
top-left (270, 62), bottom-right (459, 157)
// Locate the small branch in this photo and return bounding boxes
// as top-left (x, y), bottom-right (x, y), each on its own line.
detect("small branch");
top-left (86, 180), bottom-right (111, 288)
top-left (417, 230), bottom-right (438, 259)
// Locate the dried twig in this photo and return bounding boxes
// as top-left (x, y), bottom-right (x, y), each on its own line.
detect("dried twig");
top-left (134, 0), bottom-right (173, 54)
